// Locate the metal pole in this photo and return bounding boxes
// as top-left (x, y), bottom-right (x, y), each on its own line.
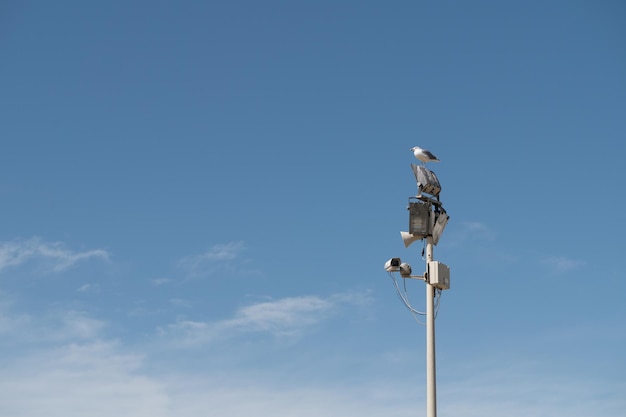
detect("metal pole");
top-left (425, 235), bottom-right (437, 417)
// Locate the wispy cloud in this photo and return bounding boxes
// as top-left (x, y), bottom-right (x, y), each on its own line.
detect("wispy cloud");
top-left (438, 360), bottom-right (626, 417)
top-left (227, 295), bottom-right (333, 332)
top-left (77, 283), bottom-right (101, 293)
top-left (0, 341), bottom-right (168, 417)
top-left (0, 336), bottom-right (415, 417)
top-left (177, 241), bottom-right (245, 278)
top-left (54, 311), bottom-right (106, 341)
top-left (0, 301), bottom-right (622, 417)
top-left (0, 290), bottom-right (106, 343)
top-left (0, 237), bottom-right (109, 273)
top-left (169, 298), bottom-right (192, 308)
top-left (0, 309), bottom-right (106, 344)
top-left (161, 290), bottom-right (373, 347)
top-left (2, 346), bottom-right (623, 417)
top-left (0, 303), bottom-right (31, 336)
top-left (541, 255), bottom-right (585, 274)
top-left (450, 221), bottom-right (496, 243)
top-left (150, 278), bottom-right (172, 286)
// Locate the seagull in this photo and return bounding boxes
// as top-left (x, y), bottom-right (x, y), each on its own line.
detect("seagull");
top-left (411, 146), bottom-right (440, 165)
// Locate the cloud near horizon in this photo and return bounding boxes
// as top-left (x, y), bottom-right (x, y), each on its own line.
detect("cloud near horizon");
top-left (1, 335), bottom-right (623, 417)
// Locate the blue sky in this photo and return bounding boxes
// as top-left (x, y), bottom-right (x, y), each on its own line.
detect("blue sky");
top-left (1, 1), bottom-right (625, 415)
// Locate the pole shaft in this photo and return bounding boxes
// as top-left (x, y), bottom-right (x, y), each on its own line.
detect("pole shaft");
top-left (426, 236), bottom-right (437, 417)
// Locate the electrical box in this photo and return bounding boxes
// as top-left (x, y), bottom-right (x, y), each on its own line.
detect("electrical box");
top-left (428, 261), bottom-right (450, 290)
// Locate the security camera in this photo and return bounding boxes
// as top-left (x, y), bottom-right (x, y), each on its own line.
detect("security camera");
top-left (384, 258), bottom-right (401, 272)
top-left (399, 262), bottom-right (412, 278)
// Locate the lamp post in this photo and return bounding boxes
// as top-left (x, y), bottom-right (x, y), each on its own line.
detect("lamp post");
top-left (425, 235), bottom-right (436, 417)
top-left (385, 162), bottom-right (450, 417)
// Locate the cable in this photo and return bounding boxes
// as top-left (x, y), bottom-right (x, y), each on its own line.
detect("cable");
top-left (388, 272), bottom-right (424, 314)
top-left (434, 288), bottom-right (442, 319)
top-left (387, 272), bottom-right (444, 324)
top-left (401, 275), bottom-right (427, 326)
top-left (387, 272), bottom-right (426, 325)
top-left (388, 272), bottom-right (425, 315)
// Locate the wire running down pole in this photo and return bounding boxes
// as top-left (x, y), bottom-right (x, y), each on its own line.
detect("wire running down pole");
top-left (425, 235), bottom-right (437, 417)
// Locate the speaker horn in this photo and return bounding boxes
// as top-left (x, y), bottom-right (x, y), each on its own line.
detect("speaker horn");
top-left (400, 231), bottom-right (422, 248)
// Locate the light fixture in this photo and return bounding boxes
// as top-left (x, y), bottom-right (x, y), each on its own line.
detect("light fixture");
top-left (408, 200), bottom-right (430, 238)
top-left (431, 208), bottom-right (449, 246)
top-left (411, 164), bottom-right (441, 197)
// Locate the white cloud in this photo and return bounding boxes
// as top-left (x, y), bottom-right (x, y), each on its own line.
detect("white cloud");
top-left (162, 375), bottom-right (419, 417)
top-left (229, 295), bottom-right (332, 331)
top-left (77, 283), bottom-right (100, 293)
top-left (0, 301), bottom-right (623, 417)
top-left (2, 350), bottom-right (622, 417)
top-left (201, 241), bottom-right (245, 261)
top-left (169, 298), bottom-right (191, 308)
top-left (0, 339), bottom-right (415, 417)
top-left (161, 291), bottom-right (372, 347)
top-left (438, 361), bottom-right (626, 417)
top-left (0, 310), bottom-right (31, 336)
top-left (541, 255), bottom-right (585, 274)
top-left (0, 303), bottom-right (105, 344)
top-left (0, 341), bottom-right (169, 417)
top-left (167, 368), bottom-right (626, 417)
top-left (177, 241), bottom-right (245, 277)
top-left (0, 237), bottom-right (109, 273)
top-left (54, 311), bottom-right (106, 340)
top-left (452, 221), bottom-right (496, 243)
top-left (151, 278), bottom-right (172, 286)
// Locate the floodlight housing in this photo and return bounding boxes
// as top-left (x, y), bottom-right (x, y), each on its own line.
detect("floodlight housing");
top-left (411, 164), bottom-right (441, 197)
top-left (431, 209), bottom-right (449, 246)
top-left (408, 200), bottom-right (430, 239)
